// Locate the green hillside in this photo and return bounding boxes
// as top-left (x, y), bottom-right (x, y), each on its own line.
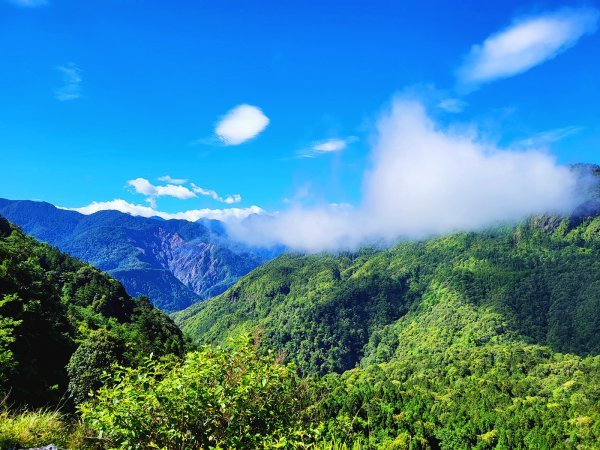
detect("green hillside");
top-left (309, 286), bottom-right (600, 448)
top-left (0, 215), bottom-right (184, 407)
top-left (167, 214), bottom-right (600, 448)
top-left (174, 214), bottom-right (600, 376)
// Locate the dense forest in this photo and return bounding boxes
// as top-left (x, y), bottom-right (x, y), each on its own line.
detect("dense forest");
top-left (2, 213), bottom-right (600, 449)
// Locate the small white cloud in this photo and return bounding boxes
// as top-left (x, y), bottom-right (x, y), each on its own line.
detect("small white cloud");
top-left (7, 0), bottom-right (47, 7)
top-left (300, 137), bottom-right (358, 158)
top-left (437, 98), bottom-right (467, 113)
top-left (55, 63), bottom-right (82, 101)
top-left (458, 8), bottom-right (599, 87)
top-left (158, 175), bottom-right (187, 185)
top-left (190, 183), bottom-right (242, 204)
top-left (314, 139), bottom-right (348, 153)
top-left (215, 104), bottom-right (270, 145)
top-left (127, 178), bottom-right (157, 196)
top-left (61, 199), bottom-right (264, 223)
top-left (224, 194), bottom-right (242, 204)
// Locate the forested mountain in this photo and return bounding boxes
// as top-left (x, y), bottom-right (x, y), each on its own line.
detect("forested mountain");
top-left (0, 198), bottom-right (279, 312)
top-left (175, 212), bottom-right (600, 376)
top-left (0, 216), bottom-right (185, 407)
top-left (165, 213), bottom-right (600, 447)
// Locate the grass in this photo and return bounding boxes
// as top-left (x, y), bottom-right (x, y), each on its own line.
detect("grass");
top-left (0, 403), bottom-right (91, 450)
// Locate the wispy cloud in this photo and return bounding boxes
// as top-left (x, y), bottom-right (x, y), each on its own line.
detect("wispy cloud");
top-left (300, 137), bottom-right (357, 158)
top-left (228, 98), bottom-right (581, 252)
top-left (514, 126), bottom-right (584, 148)
top-left (7, 0), bottom-right (47, 7)
top-left (61, 199), bottom-right (263, 223)
top-left (190, 183), bottom-right (241, 204)
top-left (437, 98), bottom-right (467, 113)
top-left (158, 175), bottom-right (187, 185)
top-left (127, 178), bottom-right (196, 207)
top-left (55, 63), bottom-right (82, 101)
top-left (127, 177), bottom-right (241, 207)
top-left (215, 104), bottom-right (269, 145)
top-left (458, 8), bottom-right (599, 88)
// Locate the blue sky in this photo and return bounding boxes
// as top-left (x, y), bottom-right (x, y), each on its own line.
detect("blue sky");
top-left (1, 0), bottom-right (599, 228)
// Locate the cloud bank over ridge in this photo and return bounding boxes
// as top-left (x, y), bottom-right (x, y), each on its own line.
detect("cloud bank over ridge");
top-left (62, 199), bottom-right (263, 222)
top-left (228, 99), bottom-right (580, 252)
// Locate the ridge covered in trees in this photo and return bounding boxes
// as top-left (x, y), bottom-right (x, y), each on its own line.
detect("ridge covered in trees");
top-left (174, 214), bottom-right (600, 375)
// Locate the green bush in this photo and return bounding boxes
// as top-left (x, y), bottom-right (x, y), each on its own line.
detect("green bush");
top-left (66, 329), bottom-right (126, 405)
top-left (79, 338), bottom-right (306, 449)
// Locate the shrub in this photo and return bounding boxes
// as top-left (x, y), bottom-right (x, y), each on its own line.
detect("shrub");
top-left (66, 329), bottom-right (126, 405)
top-left (79, 337), bottom-right (305, 449)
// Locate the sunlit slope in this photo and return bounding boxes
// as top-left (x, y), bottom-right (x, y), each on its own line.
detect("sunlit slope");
top-left (175, 214), bottom-right (600, 375)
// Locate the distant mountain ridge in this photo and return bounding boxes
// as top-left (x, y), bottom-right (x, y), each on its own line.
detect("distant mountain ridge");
top-left (0, 198), bottom-right (279, 312)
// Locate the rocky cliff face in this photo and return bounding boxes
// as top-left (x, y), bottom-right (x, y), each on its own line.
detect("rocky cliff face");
top-left (0, 199), bottom-right (278, 312)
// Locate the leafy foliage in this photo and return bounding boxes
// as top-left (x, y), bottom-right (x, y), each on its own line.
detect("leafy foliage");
top-left (77, 323), bottom-right (600, 449)
top-left (66, 329), bottom-right (127, 405)
top-left (79, 338), bottom-right (306, 450)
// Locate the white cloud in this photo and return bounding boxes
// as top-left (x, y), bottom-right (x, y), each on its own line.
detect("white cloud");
top-left (313, 139), bottom-right (348, 153)
top-left (458, 8), bottom-right (599, 87)
top-left (55, 63), bottom-right (82, 101)
top-left (61, 199), bottom-right (264, 223)
top-left (190, 183), bottom-right (242, 204)
top-left (127, 178), bottom-right (196, 200)
top-left (227, 99), bottom-right (581, 252)
top-left (7, 0), bottom-right (47, 7)
top-left (300, 137), bottom-right (358, 158)
top-left (158, 175), bottom-right (187, 185)
top-left (224, 195), bottom-right (242, 204)
top-left (126, 177), bottom-right (242, 206)
top-left (215, 104), bottom-right (270, 145)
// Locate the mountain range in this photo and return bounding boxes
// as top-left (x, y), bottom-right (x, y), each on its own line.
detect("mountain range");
top-left (3, 197), bottom-right (600, 448)
top-left (0, 198), bottom-right (279, 312)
